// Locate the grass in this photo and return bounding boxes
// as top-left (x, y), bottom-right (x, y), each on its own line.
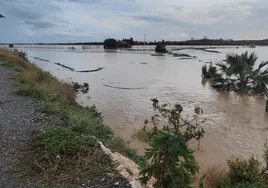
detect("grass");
top-left (0, 49), bottom-right (146, 184)
top-left (0, 59), bottom-right (13, 67)
top-left (203, 164), bottom-right (227, 188)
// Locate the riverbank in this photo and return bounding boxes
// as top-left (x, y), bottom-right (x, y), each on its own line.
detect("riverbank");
top-left (0, 49), bottom-right (144, 187)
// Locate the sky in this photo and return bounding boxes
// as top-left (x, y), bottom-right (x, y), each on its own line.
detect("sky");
top-left (0, 0), bottom-right (268, 43)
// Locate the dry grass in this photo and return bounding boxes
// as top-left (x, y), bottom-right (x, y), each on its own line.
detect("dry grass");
top-left (203, 164), bottom-right (227, 188)
top-left (16, 62), bottom-right (75, 105)
top-left (0, 49), bottom-right (75, 105)
top-left (0, 48), bottom-right (30, 69)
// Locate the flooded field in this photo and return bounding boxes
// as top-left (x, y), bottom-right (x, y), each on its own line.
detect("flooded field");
top-left (11, 45), bottom-right (268, 167)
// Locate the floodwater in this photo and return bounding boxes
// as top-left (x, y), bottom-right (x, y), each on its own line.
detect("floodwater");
top-left (12, 45), bottom-right (268, 167)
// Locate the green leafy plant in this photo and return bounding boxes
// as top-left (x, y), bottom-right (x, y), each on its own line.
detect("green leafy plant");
top-left (143, 98), bottom-right (205, 148)
top-left (139, 99), bottom-right (205, 187)
top-left (140, 130), bottom-right (200, 188)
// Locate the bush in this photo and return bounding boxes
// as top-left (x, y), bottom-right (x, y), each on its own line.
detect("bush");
top-left (140, 130), bottom-right (199, 188)
top-left (219, 182), bottom-right (262, 188)
top-left (14, 49), bottom-right (28, 61)
top-left (139, 99), bottom-right (205, 187)
top-left (226, 156), bottom-right (260, 184)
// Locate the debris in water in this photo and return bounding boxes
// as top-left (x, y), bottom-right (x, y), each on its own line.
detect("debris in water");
top-left (54, 62), bottom-right (75, 71)
top-left (179, 57), bottom-right (193, 60)
top-left (76, 67), bottom-right (105, 73)
top-left (31, 56), bottom-right (49, 62)
top-left (151, 54), bottom-right (165, 56)
top-left (173, 53), bottom-right (191, 57)
top-left (202, 49), bottom-right (221, 53)
top-left (103, 84), bottom-right (144, 90)
top-left (38, 58), bottom-right (49, 62)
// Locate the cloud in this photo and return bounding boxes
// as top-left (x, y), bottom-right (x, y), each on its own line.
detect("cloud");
top-left (0, 0), bottom-right (268, 42)
top-left (162, 32), bottom-right (189, 41)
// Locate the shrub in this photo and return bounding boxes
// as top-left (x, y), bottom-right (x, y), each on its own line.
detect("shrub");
top-left (138, 99), bottom-right (205, 147)
top-left (219, 182), bottom-right (262, 188)
top-left (140, 130), bottom-right (200, 188)
top-left (139, 99), bottom-right (205, 187)
top-left (14, 49), bottom-right (28, 61)
top-left (226, 156), bottom-right (260, 184)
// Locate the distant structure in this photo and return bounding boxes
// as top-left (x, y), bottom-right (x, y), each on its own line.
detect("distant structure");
top-left (103, 37), bottom-right (134, 49)
top-left (0, 14), bottom-right (5, 18)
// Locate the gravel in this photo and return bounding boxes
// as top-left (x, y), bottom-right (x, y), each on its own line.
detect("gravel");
top-left (0, 65), bottom-right (131, 188)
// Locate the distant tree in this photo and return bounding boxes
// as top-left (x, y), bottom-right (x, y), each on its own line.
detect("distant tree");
top-left (103, 38), bottom-right (117, 49)
top-left (155, 41), bottom-right (167, 53)
top-left (130, 37), bottom-right (134, 45)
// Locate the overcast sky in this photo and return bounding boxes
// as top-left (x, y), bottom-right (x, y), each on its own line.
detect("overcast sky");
top-left (0, 0), bottom-right (267, 43)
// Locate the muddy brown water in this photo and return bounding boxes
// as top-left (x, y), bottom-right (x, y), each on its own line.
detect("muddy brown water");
top-left (14, 45), bottom-right (268, 167)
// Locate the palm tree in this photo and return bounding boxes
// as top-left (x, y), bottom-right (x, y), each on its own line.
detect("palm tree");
top-left (0, 14), bottom-right (5, 18)
top-left (201, 62), bottom-right (219, 78)
top-left (250, 61), bottom-right (268, 93)
top-left (216, 52), bottom-right (259, 93)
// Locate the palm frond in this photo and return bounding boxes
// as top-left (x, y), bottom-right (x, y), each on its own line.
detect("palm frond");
top-left (258, 61), bottom-right (268, 70)
top-left (216, 62), bottom-right (228, 72)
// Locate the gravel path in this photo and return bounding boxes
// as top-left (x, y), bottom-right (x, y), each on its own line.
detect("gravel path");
top-left (0, 65), bottom-right (131, 188)
top-left (0, 66), bottom-right (45, 188)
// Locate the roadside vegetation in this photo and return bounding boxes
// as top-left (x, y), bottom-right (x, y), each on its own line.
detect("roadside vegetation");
top-left (0, 48), bottom-right (145, 185)
top-left (201, 52), bottom-right (268, 94)
top-left (2, 48), bottom-right (268, 187)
